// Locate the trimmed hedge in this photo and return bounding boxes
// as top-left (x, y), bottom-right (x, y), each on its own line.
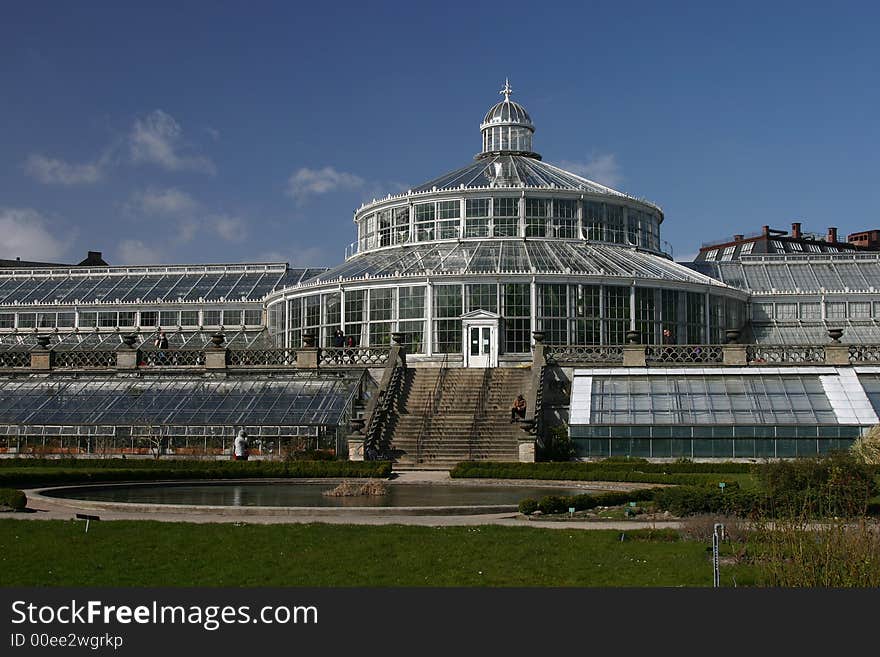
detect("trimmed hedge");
top-left (452, 462), bottom-right (745, 487)
top-left (520, 484), bottom-right (765, 518)
top-left (0, 461), bottom-right (392, 488)
top-left (519, 487), bottom-right (663, 515)
top-left (652, 484), bottom-right (765, 517)
top-left (451, 461), bottom-right (755, 480)
top-left (0, 488), bottom-right (27, 511)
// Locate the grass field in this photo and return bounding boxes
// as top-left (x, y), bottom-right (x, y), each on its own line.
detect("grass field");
top-left (0, 519), bottom-right (757, 587)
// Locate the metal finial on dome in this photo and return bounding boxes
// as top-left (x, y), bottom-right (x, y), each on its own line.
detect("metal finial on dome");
top-left (500, 78), bottom-right (512, 101)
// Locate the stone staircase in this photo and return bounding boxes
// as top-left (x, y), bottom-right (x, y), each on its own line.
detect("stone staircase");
top-left (388, 367), bottom-right (531, 469)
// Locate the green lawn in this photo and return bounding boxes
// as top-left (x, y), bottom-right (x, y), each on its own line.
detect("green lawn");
top-left (0, 519), bottom-right (757, 587)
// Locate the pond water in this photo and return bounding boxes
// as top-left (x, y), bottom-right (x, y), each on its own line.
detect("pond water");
top-left (45, 482), bottom-right (590, 508)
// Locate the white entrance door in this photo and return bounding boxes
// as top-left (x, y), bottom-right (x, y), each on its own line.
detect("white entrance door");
top-left (461, 310), bottom-right (500, 368)
top-left (468, 325), bottom-right (493, 368)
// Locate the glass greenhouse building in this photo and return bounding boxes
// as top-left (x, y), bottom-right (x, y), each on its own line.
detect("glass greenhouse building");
top-left (263, 83), bottom-right (747, 366)
top-left (5, 82), bottom-right (880, 461)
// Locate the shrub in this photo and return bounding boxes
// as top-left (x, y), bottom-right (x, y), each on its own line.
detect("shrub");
top-left (752, 518), bottom-right (880, 586)
top-left (850, 424), bottom-right (880, 465)
top-left (652, 485), bottom-right (764, 517)
top-left (538, 425), bottom-right (575, 462)
top-left (449, 461), bottom-right (755, 481)
top-left (678, 514), bottom-right (750, 543)
top-left (519, 499), bottom-right (538, 515)
top-left (537, 495), bottom-right (571, 514)
top-left (758, 453), bottom-right (877, 518)
top-left (0, 460), bottom-right (392, 488)
top-left (0, 488), bottom-right (26, 511)
top-left (525, 487), bottom-right (666, 516)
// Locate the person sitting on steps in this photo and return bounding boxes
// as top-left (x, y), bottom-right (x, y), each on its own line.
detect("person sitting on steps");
top-left (510, 394), bottom-right (527, 423)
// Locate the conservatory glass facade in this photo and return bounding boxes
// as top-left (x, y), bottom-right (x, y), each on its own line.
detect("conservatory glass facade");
top-left (569, 367), bottom-right (880, 458)
top-left (264, 83), bottom-right (746, 361)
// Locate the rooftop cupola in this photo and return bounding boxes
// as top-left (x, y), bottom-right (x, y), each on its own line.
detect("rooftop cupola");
top-left (478, 79), bottom-right (540, 160)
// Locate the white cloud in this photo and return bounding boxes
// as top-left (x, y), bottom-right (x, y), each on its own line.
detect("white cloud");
top-left (559, 153), bottom-right (622, 188)
top-left (0, 208), bottom-right (68, 261)
top-left (127, 188), bottom-right (201, 244)
top-left (130, 188), bottom-right (199, 216)
top-left (129, 110), bottom-right (216, 174)
top-left (116, 239), bottom-right (163, 265)
top-left (213, 215), bottom-right (247, 243)
top-left (24, 154), bottom-right (103, 186)
top-left (285, 166), bottom-right (364, 202)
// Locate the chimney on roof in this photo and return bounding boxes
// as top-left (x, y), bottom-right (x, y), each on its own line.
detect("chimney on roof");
top-left (733, 234), bottom-right (744, 242)
top-left (791, 222), bottom-right (802, 239)
top-left (762, 225), bottom-right (770, 237)
top-left (827, 227), bottom-right (838, 243)
top-left (77, 251), bottom-right (109, 266)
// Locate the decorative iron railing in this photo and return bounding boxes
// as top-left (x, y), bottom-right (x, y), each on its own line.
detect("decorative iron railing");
top-left (645, 344), bottom-right (724, 364)
top-left (849, 345), bottom-right (880, 364)
top-left (746, 345), bottom-right (826, 364)
top-left (364, 357), bottom-right (405, 459)
top-left (0, 352), bottom-right (31, 368)
top-left (534, 363), bottom-right (546, 442)
top-left (319, 347), bottom-right (391, 367)
top-left (4, 342), bottom-right (878, 371)
top-left (416, 352), bottom-right (447, 464)
top-left (140, 349), bottom-right (206, 367)
top-left (53, 350), bottom-right (118, 369)
top-left (227, 348), bottom-right (297, 367)
top-left (544, 345), bottom-right (624, 365)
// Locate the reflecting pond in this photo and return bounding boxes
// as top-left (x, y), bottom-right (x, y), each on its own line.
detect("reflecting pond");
top-left (45, 482), bottom-right (590, 508)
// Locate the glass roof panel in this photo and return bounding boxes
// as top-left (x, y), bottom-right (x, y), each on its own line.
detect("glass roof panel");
top-left (811, 263), bottom-right (845, 290)
top-left (0, 374), bottom-right (358, 427)
top-left (743, 265), bottom-right (772, 291)
top-left (499, 241), bottom-right (530, 273)
top-left (835, 264), bottom-right (870, 289)
top-left (587, 374), bottom-right (837, 425)
top-left (0, 267), bottom-right (300, 306)
top-left (468, 243), bottom-right (500, 272)
top-left (765, 265), bottom-right (796, 291)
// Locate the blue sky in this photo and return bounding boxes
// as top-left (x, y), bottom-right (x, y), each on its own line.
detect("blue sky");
top-left (2, 0), bottom-right (879, 266)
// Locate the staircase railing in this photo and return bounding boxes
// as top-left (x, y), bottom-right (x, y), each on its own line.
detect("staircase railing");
top-left (415, 352), bottom-right (448, 464)
top-left (466, 368), bottom-right (491, 460)
top-left (362, 344), bottom-right (407, 460)
top-left (534, 365), bottom-right (547, 448)
top-left (523, 332), bottom-right (547, 452)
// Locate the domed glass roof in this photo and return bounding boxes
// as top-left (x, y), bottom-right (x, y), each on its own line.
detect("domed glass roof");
top-left (304, 239), bottom-right (731, 286)
top-left (482, 100), bottom-right (533, 127)
top-left (481, 79), bottom-right (533, 127)
top-left (410, 153), bottom-right (639, 199)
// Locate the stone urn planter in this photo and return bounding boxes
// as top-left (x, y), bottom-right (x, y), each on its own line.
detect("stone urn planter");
top-left (532, 331), bottom-right (545, 344)
top-left (122, 334), bottom-right (138, 348)
top-left (625, 329), bottom-right (639, 344)
top-left (725, 328), bottom-right (741, 344)
top-left (828, 328), bottom-right (844, 344)
top-left (35, 335), bottom-right (51, 349)
top-left (210, 332), bottom-right (226, 348)
top-left (391, 331), bottom-right (406, 346)
top-left (302, 333), bottom-right (317, 348)
top-left (349, 417), bottom-right (366, 434)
